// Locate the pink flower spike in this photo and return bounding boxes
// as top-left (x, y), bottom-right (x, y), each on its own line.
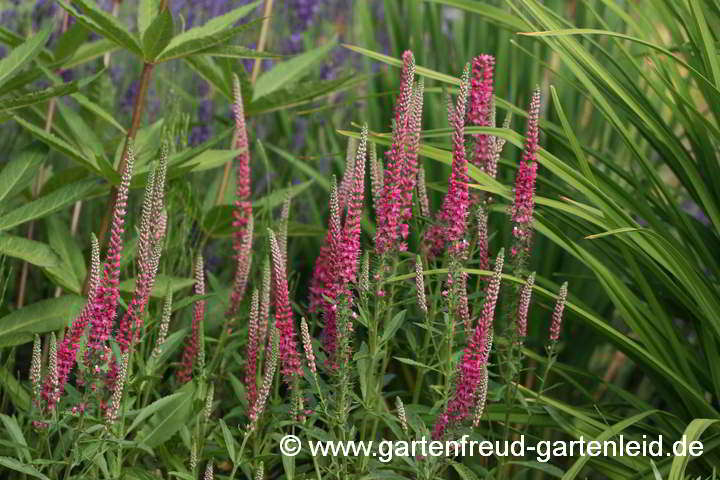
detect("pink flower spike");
top-left (268, 229), bottom-right (303, 382)
top-left (549, 282), bottom-right (568, 342)
top-left (468, 55), bottom-right (496, 178)
top-left (87, 144), bottom-right (134, 373)
top-left (510, 87), bottom-right (541, 244)
top-left (426, 63), bottom-right (471, 256)
top-left (176, 256), bottom-right (206, 383)
top-left (375, 51), bottom-right (417, 254)
top-left (55, 234), bottom-right (100, 402)
top-left (227, 73), bottom-right (254, 318)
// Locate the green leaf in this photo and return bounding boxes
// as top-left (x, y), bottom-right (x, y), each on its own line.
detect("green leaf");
top-left (72, 92), bottom-right (127, 134)
top-left (56, 0), bottom-right (143, 56)
top-left (247, 75), bottom-right (355, 116)
top-left (561, 410), bottom-right (657, 480)
top-left (0, 142), bottom-right (46, 205)
top-left (45, 216), bottom-right (86, 294)
top-left (0, 295), bottom-right (85, 348)
top-left (0, 80), bottom-right (82, 112)
top-left (0, 23), bottom-right (53, 91)
top-left (0, 457), bottom-right (49, 480)
top-left (138, 0), bottom-right (161, 36)
top-left (53, 23), bottom-right (89, 63)
top-left (0, 179), bottom-right (103, 232)
top-left (668, 419), bottom-right (718, 480)
top-left (380, 310), bottom-right (406, 345)
top-left (138, 384), bottom-right (195, 448)
top-left (184, 148), bottom-right (243, 173)
top-left (156, 3), bottom-right (262, 61)
top-left (219, 419), bottom-right (236, 463)
top-left (0, 367), bottom-right (31, 412)
top-left (198, 44), bottom-right (282, 59)
top-left (126, 392), bottom-right (188, 435)
top-left (448, 460), bottom-right (481, 480)
top-left (0, 415), bottom-right (31, 462)
top-left (0, 234), bottom-right (61, 268)
top-left (253, 39), bottom-right (337, 101)
top-left (13, 116), bottom-right (99, 171)
top-left (182, 54), bottom-right (232, 100)
top-left (142, 9), bottom-right (174, 61)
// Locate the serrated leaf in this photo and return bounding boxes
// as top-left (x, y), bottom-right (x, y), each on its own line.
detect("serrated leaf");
top-left (0, 23), bottom-right (53, 91)
top-left (56, 0), bottom-right (143, 56)
top-left (197, 44), bottom-right (282, 59)
top-left (0, 178), bottom-right (103, 232)
top-left (0, 295), bottom-right (85, 347)
top-left (0, 80), bottom-right (81, 112)
top-left (156, 4), bottom-right (261, 61)
top-left (0, 142), bottom-right (46, 205)
top-left (142, 9), bottom-right (173, 61)
top-left (0, 457), bottom-right (49, 480)
top-left (252, 39), bottom-right (337, 101)
top-left (0, 234), bottom-right (61, 268)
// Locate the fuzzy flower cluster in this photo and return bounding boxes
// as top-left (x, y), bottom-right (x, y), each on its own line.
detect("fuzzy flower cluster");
top-left (176, 256), bottom-right (207, 383)
top-left (549, 282), bottom-right (568, 342)
top-left (426, 63), bottom-right (471, 256)
top-left (86, 148), bottom-right (135, 366)
top-left (245, 290), bottom-right (260, 406)
top-left (510, 87), bottom-right (541, 247)
top-left (309, 126), bottom-right (368, 360)
top-left (468, 54), bottom-right (496, 178)
top-left (227, 74), bottom-right (254, 318)
top-left (374, 51), bottom-right (424, 254)
top-left (433, 250), bottom-right (504, 439)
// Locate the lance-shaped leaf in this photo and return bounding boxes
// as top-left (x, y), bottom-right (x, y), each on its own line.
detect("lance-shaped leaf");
top-left (252, 39), bottom-right (337, 101)
top-left (155, 3), bottom-right (261, 62)
top-left (0, 23), bottom-right (54, 91)
top-left (56, 0), bottom-right (143, 56)
top-left (0, 142), bottom-right (46, 205)
top-left (0, 296), bottom-right (85, 347)
top-left (0, 178), bottom-right (104, 232)
top-left (142, 8), bottom-right (173, 61)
